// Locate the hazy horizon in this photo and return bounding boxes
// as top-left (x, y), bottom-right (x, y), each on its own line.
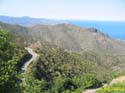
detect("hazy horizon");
top-left (1, 15), bottom-right (125, 22)
top-left (0, 0), bottom-right (125, 21)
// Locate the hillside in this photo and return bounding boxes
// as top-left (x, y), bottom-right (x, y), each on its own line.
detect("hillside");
top-left (1, 21), bottom-right (124, 53)
top-left (29, 24), bottom-right (125, 74)
top-left (0, 22), bottom-right (32, 45)
top-left (0, 21), bottom-right (125, 73)
top-left (29, 24), bottom-right (125, 54)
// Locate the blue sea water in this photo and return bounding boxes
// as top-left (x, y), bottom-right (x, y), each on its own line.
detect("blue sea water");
top-left (69, 20), bottom-right (125, 40)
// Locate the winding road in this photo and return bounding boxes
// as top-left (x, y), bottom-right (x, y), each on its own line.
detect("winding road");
top-left (21, 47), bottom-right (39, 72)
top-left (83, 84), bottom-right (108, 93)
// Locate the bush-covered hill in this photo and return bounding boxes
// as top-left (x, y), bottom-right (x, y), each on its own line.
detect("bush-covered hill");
top-left (24, 47), bottom-right (125, 93)
top-left (24, 47), bottom-right (112, 93)
top-left (1, 22), bottom-right (125, 54)
top-left (0, 22), bottom-right (125, 74)
top-left (29, 24), bottom-right (125, 54)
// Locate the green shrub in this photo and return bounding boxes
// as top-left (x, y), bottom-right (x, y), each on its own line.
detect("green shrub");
top-left (0, 29), bottom-right (28, 93)
top-left (96, 83), bottom-right (125, 93)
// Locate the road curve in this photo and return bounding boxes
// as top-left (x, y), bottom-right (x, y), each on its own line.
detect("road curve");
top-left (83, 89), bottom-right (98, 93)
top-left (21, 47), bottom-right (39, 72)
top-left (83, 84), bottom-right (108, 93)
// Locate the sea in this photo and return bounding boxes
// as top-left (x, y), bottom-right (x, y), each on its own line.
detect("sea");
top-left (69, 20), bottom-right (125, 40)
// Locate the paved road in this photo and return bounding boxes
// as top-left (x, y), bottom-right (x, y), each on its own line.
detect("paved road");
top-left (83, 84), bottom-right (108, 93)
top-left (83, 89), bottom-right (99, 93)
top-left (21, 47), bottom-right (38, 72)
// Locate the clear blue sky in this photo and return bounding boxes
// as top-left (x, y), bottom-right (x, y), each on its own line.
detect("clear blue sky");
top-left (0, 0), bottom-right (125, 21)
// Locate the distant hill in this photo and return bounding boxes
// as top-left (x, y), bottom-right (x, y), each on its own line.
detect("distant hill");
top-left (0, 16), bottom-right (67, 26)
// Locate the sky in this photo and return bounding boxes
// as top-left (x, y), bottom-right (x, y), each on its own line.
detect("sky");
top-left (0, 0), bottom-right (125, 21)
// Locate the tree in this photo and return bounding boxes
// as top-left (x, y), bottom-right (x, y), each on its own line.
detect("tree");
top-left (0, 29), bottom-right (26, 93)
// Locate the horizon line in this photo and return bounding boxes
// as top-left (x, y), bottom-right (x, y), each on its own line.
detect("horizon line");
top-left (0, 15), bottom-right (125, 22)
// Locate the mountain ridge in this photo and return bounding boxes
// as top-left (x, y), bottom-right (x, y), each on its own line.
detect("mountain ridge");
top-left (0, 15), bottom-right (67, 26)
top-left (29, 23), bottom-right (125, 53)
top-left (0, 21), bottom-right (125, 52)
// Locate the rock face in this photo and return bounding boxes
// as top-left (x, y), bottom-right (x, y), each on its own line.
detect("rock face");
top-left (110, 76), bottom-right (125, 85)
